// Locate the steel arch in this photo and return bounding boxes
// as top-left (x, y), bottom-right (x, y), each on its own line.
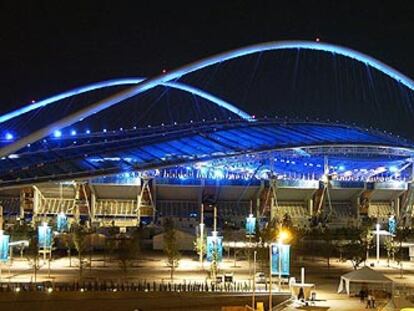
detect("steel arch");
top-left (2, 40), bottom-right (414, 157)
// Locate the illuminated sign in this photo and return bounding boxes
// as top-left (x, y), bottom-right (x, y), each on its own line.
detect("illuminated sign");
top-left (207, 235), bottom-right (223, 262)
top-left (38, 224), bottom-right (52, 248)
top-left (271, 244), bottom-right (290, 276)
top-left (56, 212), bottom-right (68, 232)
top-left (245, 215), bottom-right (256, 235)
top-left (0, 232), bottom-right (9, 262)
top-left (388, 215), bottom-right (396, 235)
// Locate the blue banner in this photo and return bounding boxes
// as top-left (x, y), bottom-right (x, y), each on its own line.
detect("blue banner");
top-left (271, 244), bottom-right (290, 276)
top-left (57, 213), bottom-right (68, 232)
top-left (206, 235), bottom-right (223, 262)
top-left (388, 216), bottom-right (396, 235)
top-left (0, 233), bottom-right (9, 262)
top-left (38, 224), bottom-right (52, 248)
top-left (245, 215), bottom-right (256, 235)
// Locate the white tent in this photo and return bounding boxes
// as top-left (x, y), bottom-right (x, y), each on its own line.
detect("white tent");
top-left (337, 266), bottom-right (393, 295)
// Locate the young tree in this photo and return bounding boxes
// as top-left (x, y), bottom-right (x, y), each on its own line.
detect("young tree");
top-left (10, 221), bottom-right (31, 258)
top-left (394, 227), bottom-right (411, 263)
top-left (24, 226), bottom-right (40, 282)
top-left (60, 233), bottom-right (73, 267)
top-left (360, 226), bottom-right (374, 261)
top-left (71, 224), bottom-right (89, 279)
top-left (343, 241), bottom-right (365, 270)
top-left (163, 218), bottom-right (181, 280)
top-left (384, 238), bottom-right (399, 267)
top-left (194, 234), bottom-right (206, 262)
top-left (255, 218), bottom-right (279, 271)
top-left (104, 224), bottom-right (119, 266)
top-left (321, 227), bottom-right (335, 269)
top-left (116, 229), bottom-right (140, 278)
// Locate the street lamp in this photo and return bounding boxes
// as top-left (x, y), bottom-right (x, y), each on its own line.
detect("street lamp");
top-left (376, 223), bottom-right (380, 264)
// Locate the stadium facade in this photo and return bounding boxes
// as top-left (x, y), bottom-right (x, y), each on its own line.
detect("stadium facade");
top-left (0, 41), bottom-right (414, 231)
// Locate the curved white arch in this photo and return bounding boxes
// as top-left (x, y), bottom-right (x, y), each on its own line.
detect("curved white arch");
top-left (2, 40), bottom-right (414, 157)
top-left (0, 78), bottom-right (250, 124)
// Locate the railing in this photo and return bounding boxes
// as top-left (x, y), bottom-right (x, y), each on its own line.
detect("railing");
top-left (0, 280), bottom-right (259, 293)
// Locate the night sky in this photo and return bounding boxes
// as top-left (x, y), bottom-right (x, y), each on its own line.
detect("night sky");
top-left (0, 1), bottom-right (413, 136)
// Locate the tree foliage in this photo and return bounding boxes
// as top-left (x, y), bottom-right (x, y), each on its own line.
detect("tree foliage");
top-left (163, 218), bottom-right (181, 280)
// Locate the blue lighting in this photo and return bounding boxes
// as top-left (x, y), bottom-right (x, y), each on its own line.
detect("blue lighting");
top-left (389, 166), bottom-right (398, 173)
top-left (2, 40), bottom-right (414, 154)
top-left (339, 165), bottom-right (345, 171)
top-left (4, 133), bottom-right (13, 140)
top-left (86, 129), bottom-right (91, 134)
top-left (70, 130), bottom-right (77, 136)
top-left (53, 130), bottom-right (62, 138)
top-left (0, 78), bottom-right (249, 127)
top-left (103, 129), bottom-right (107, 133)
top-left (213, 168), bottom-right (225, 179)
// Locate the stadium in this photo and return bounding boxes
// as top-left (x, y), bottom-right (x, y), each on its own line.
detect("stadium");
top-left (0, 40), bottom-right (414, 232)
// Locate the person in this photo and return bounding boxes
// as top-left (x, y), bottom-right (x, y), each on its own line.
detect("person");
top-left (371, 294), bottom-right (376, 308)
top-left (366, 292), bottom-right (372, 309)
top-left (298, 287), bottom-right (305, 301)
top-left (359, 288), bottom-right (365, 302)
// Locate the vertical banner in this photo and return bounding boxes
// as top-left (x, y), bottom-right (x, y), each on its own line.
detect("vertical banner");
top-left (0, 233), bottom-right (9, 262)
top-left (38, 224), bottom-right (52, 248)
top-left (245, 215), bottom-right (256, 235)
top-left (388, 215), bottom-right (396, 235)
top-left (207, 235), bottom-right (223, 262)
top-left (271, 244), bottom-right (290, 276)
top-left (57, 212), bottom-right (68, 232)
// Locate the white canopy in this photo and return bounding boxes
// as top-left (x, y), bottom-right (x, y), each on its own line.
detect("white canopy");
top-left (337, 266), bottom-right (393, 295)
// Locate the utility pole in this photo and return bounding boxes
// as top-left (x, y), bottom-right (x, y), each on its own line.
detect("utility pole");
top-left (199, 204), bottom-right (204, 268)
top-left (269, 244), bottom-right (273, 311)
top-left (252, 250), bottom-right (257, 310)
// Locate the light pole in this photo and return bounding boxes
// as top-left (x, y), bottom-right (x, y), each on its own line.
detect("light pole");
top-left (376, 223), bottom-right (380, 264)
top-left (278, 240), bottom-right (282, 291)
top-left (199, 204), bottom-right (204, 268)
top-left (268, 244), bottom-right (273, 311)
top-left (252, 250), bottom-right (257, 310)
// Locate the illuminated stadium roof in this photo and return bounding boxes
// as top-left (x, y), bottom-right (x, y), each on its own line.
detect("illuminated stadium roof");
top-left (0, 119), bottom-right (413, 187)
top-left (0, 40), bottom-right (414, 187)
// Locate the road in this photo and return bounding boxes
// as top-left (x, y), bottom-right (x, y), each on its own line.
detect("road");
top-left (0, 291), bottom-right (290, 311)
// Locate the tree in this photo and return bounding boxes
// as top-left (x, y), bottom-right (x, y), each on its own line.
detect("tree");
top-left (9, 222), bottom-right (31, 258)
top-left (222, 222), bottom-right (234, 258)
top-left (253, 218), bottom-right (279, 273)
top-left (384, 238), bottom-right (399, 267)
top-left (282, 213), bottom-right (293, 229)
top-left (360, 226), bottom-right (374, 261)
top-left (343, 241), bottom-right (365, 270)
top-left (60, 233), bottom-right (73, 267)
top-left (24, 226), bottom-right (40, 282)
top-left (394, 227), bottom-right (411, 263)
top-left (116, 229), bottom-right (140, 278)
top-left (194, 234), bottom-right (206, 261)
top-left (163, 218), bottom-right (181, 280)
top-left (71, 224), bottom-right (89, 279)
top-left (104, 224), bottom-right (119, 266)
top-left (321, 227), bottom-right (335, 269)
